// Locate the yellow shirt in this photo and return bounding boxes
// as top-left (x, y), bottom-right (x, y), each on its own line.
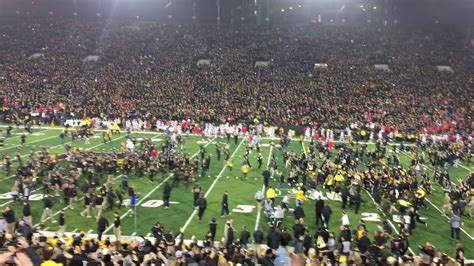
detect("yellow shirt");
top-left (417, 188), bottom-right (426, 198)
top-left (266, 188), bottom-right (276, 199)
top-left (296, 190), bottom-right (306, 202)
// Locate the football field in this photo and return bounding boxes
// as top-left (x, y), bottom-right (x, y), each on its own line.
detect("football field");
top-left (0, 126), bottom-right (472, 258)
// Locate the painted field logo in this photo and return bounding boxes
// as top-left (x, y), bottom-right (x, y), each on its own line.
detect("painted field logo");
top-left (232, 205), bottom-right (256, 213)
top-left (121, 199), bottom-right (179, 208)
top-left (0, 193), bottom-right (43, 201)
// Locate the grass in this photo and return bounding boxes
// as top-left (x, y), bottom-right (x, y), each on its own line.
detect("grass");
top-left (0, 126), bottom-right (472, 258)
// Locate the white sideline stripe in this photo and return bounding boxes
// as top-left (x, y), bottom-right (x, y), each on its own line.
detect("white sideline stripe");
top-left (398, 150), bottom-right (474, 240)
top-left (364, 190), bottom-right (415, 255)
top-left (7, 123), bottom-right (474, 169)
top-left (182, 139), bottom-right (245, 232)
top-left (255, 145), bottom-right (273, 231)
top-left (0, 125), bottom-right (421, 147)
top-left (102, 137), bottom-right (216, 235)
top-left (425, 198), bottom-right (474, 240)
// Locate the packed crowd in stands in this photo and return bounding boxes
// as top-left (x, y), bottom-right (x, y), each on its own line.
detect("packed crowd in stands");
top-left (0, 18), bottom-right (473, 265)
top-left (0, 19), bottom-right (472, 136)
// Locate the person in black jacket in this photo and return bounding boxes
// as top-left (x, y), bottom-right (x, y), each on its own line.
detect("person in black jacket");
top-left (2, 206), bottom-right (15, 235)
top-left (151, 222), bottom-right (163, 243)
top-left (294, 205), bottom-right (305, 220)
top-left (293, 219), bottom-right (305, 239)
top-left (40, 195), bottom-right (54, 224)
top-left (97, 216), bottom-right (109, 241)
top-left (80, 192), bottom-right (92, 218)
top-left (163, 182), bottom-right (172, 208)
top-left (262, 169), bottom-right (271, 188)
top-left (341, 186), bottom-right (350, 209)
top-left (22, 202), bottom-right (32, 227)
top-left (315, 197), bottom-right (324, 226)
top-left (239, 226), bottom-right (250, 249)
top-left (322, 205), bottom-right (332, 229)
top-left (208, 218), bottom-right (217, 242)
top-left (113, 212), bottom-right (121, 241)
top-left (226, 225), bottom-right (234, 250)
top-left (197, 194), bottom-right (207, 221)
top-left (106, 190), bottom-right (115, 211)
top-left (267, 225), bottom-right (280, 250)
top-left (279, 227), bottom-right (292, 247)
top-left (357, 231), bottom-right (371, 254)
top-left (220, 191), bottom-right (230, 217)
top-left (253, 227), bottom-right (264, 244)
top-left (352, 192), bottom-right (362, 214)
top-left (58, 210), bottom-right (66, 236)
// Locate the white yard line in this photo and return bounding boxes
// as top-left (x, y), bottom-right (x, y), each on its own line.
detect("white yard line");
top-left (425, 198), bottom-right (474, 240)
top-left (364, 190), bottom-right (415, 255)
top-left (182, 139), bottom-right (245, 232)
top-left (102, 137), bottom-right (217, 235)
top-left (398, 150), bottom-right (474, 240)
top-left (254, 145), bottom-right (273, 231)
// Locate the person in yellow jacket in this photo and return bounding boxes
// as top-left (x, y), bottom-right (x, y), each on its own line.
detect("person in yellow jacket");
top-left (398, 198), bottom-right (412, 214)
top-left (266, 186), bottom-right (276, 203)
top-left (242, 164), bottom-right (250, 180)
top-left (296, 187), bottom-right (307, 205)
top-left (325, 175), bottom-right (334, 191)
top-left (416, 187), bottom-right (428, 208)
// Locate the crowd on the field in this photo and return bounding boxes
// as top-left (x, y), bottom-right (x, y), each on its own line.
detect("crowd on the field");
top-left (0, 126), bottom-right (472, 265)
top-left (0, 19), bottom-right (473, 138)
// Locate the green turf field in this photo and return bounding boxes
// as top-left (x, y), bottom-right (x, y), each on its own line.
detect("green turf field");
top-left (0, 126), bottom-right (472, 258)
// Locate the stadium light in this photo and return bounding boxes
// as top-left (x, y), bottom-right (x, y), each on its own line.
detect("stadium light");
top-left (289, 6), bottom-right (293, 10)
top-left (281, 8), bottom-right (285, 12)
